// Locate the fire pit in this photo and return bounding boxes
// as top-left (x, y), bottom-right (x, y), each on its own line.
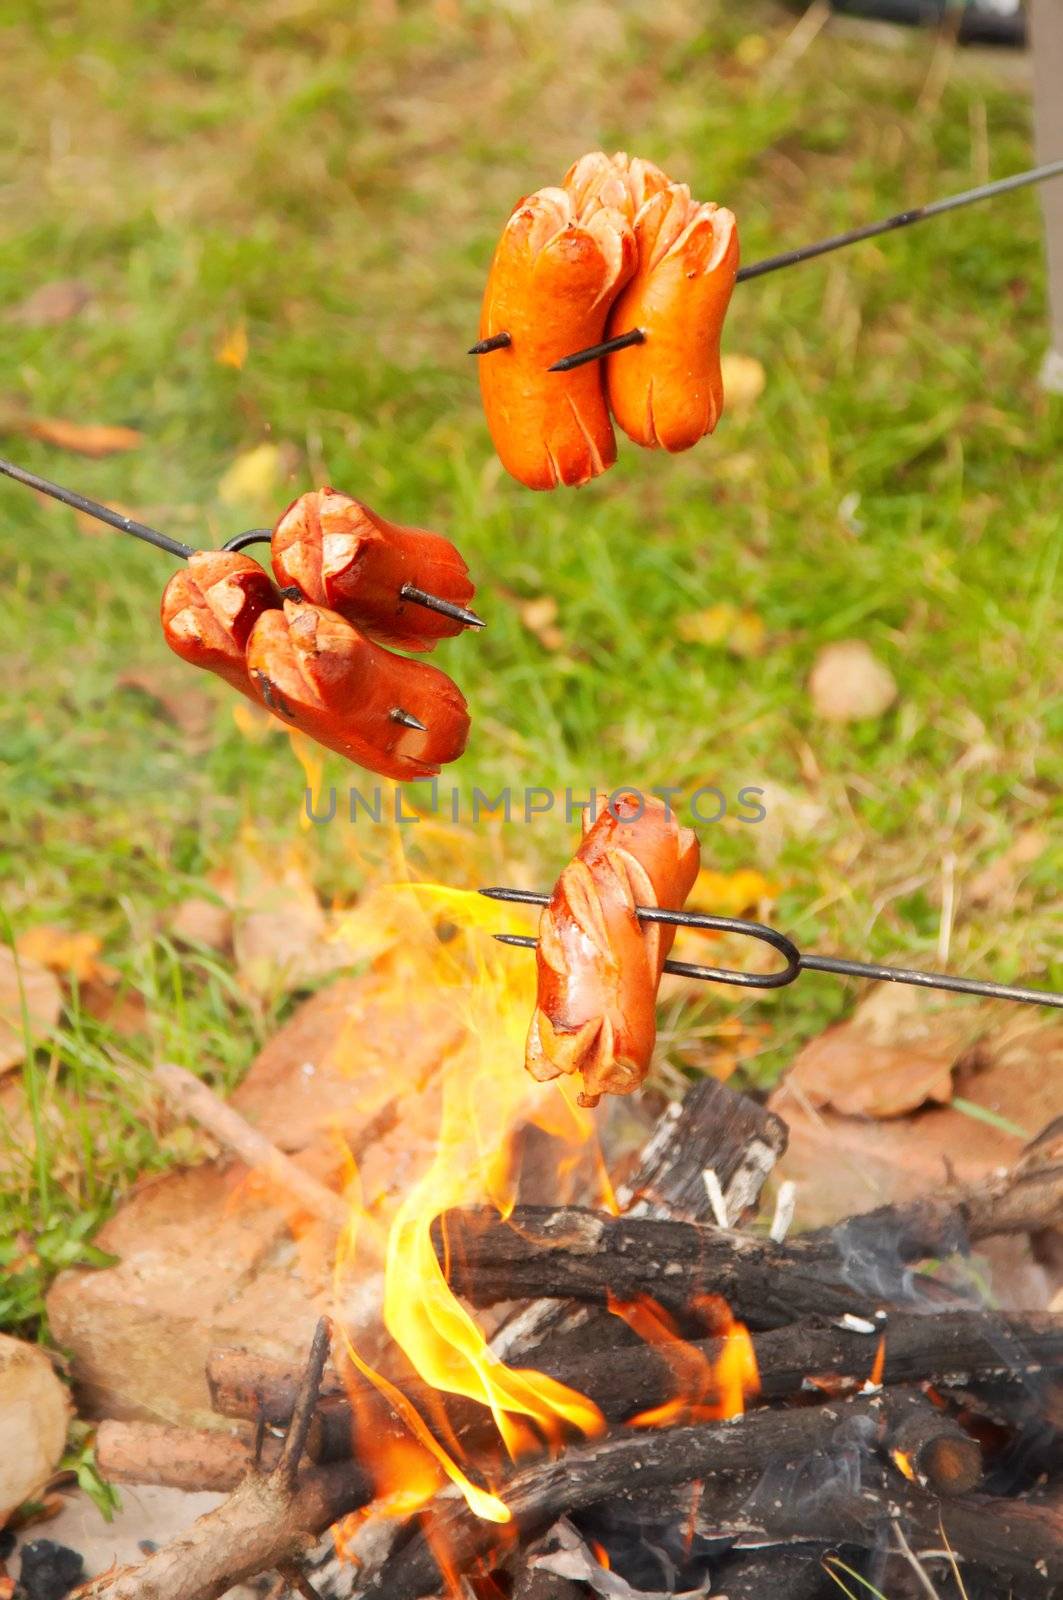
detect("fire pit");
top-left (77, 1067), bottom-right (1063, 1600)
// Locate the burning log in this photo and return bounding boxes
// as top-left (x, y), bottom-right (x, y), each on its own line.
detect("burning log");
top-left (884, 1395), bottom-right (984, 1496)
top-left (434, 1203), bottom-right (943, 1325)
top-left (205, 1307), bottom-right (1062, 1451)
top-left (436, 1124), bottom-right (1063, 1331)
top-left (75, 1082), bottom-right (1063, 1600)
top-left (355, 1390), bottom-right (1063, 1600)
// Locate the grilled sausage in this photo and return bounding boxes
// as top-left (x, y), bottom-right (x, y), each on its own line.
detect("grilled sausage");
top-left (478, 186), bottom-right (636, 490)
top-left (526, 792), bottom-right (700, 1107)
top-left (245, 600), bottom-right (470, 781)
top-left (605, 185), bottom-right (739, 453)
top-left (160, 550), bottom-right (278, 698)
top-left (271, 488), bottom-right (475, 653)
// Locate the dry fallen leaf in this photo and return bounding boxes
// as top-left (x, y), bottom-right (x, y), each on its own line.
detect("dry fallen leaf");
top-left (677, 603), bottom-right (766, 658)
top-left (0, 947), bottom-right (62, 1075)
top-left (5, 279), bottom-right (92, 327)
top-left (169, 896), bottom-right (234, 953)
top-left (16, 925), bottom-right (117, 986)
top-left (770, 1016), bottom-right (1063, 1263)
top-left (519, 595), bottom-right (565, 651)
top-left (778, 986), bottom-right (980, 1120)
top-left (80, 979), bottom-right (149, 1037)
top-left (720, 352), bottom-right (766, 411)
top-left (808, 639), bottom-right (897, 723)
top-left (966, 828), bottom-right (1047, 909)
top-left (25, 417), bottom-right (143, 457)
top-left (215, 318), bottom-right (249, 370)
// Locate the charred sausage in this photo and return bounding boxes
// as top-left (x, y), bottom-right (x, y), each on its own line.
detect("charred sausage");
top-left (526, 792), bottom-right (700, 1107)
top-left (271, 489), bottom-right (475, 653)
top-left (478, 186), bottom-right (635, 490)
top-left (160, 550), bottom-right (278, 699)
top-left (605, 185), bottom-right (739, 453)
top-left (245, 600), bottom-right (469, 781)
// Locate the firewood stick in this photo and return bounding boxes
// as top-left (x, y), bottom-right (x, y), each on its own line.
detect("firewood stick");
top-left (153, 1061), bottom-right (348, 1231)
top-left (805, 1126), bottom-right (1063, 1262)
top-left (884, 1397), bottom-right (984, 1496)
top-left (206, 1308), bottom-right (1063, 1444)
top-left (435, 1203), bottom-right (942, 1324)
top-left (96, 1421), bottom-right (283, 1493)
top-left (74, 1320), bottom-right (356, 1600)
top-left (355, 1391), bottom-right (1063, 1600)
top-left (491, 1077), bottom-right (788, 1364)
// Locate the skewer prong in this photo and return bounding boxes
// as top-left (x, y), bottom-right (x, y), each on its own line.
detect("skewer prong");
top-left (468, 332), bottom-right (512, 355)
top-left (390, 707), bottom-right (428, 732)
top-left (481, 888), bottom-right (1063, 1007)
top-left (399, 583), bottom-right (485, 630)
top-left (547, 327), bottom-right (645, 374)
top-left (0, 461), bottom-right (486, 632)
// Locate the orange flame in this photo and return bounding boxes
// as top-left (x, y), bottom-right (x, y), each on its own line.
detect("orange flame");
top-left (891, 1447), bottom-right (916, 1481)
top-left (869, 1334), bottom-right (886, 1389)
top-left (607, 1291), bottom-right (758, 1425)
top-left (330, 879), bottom-right (606, 1523)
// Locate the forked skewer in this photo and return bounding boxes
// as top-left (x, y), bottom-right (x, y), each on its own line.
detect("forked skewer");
top-left (479, 887), bottom-right (1063, 1008)
top-left (470, 158), bottom-right (1063, 372)
top-left (0, 457), bottom-right (485, 633)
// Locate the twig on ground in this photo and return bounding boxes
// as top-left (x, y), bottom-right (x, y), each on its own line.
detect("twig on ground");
top-left (153, 1062), bottom-right (348, 1231)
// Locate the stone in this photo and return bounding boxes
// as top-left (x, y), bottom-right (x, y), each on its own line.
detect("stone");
top-left (0, 1337), bottom-right (71, 1521)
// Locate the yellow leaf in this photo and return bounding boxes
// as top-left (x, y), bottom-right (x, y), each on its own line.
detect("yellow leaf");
top-left (688, 867), bottom-right (779, 918)
top-left (16, 925), bottom-right (118, 986)
top-left (676, 603), bottom-right (766, 658)
top-left (25, 417), bottom-right (143, 457)
top-left (218, 442), bottom-right (282, 509)
top-left (215, 319), bottom-right (249, 370)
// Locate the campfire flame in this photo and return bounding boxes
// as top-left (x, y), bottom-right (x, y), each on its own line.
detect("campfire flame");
top-left (329, 875), bottom-right (606, 1524)
top-left (607, 1291), bottom-right (759, 1424)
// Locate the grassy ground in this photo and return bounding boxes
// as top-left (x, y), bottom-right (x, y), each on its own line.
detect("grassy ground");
top-left (0, 0), bottom-right (1059, 1333)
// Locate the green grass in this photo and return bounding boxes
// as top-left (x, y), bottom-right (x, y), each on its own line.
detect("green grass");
top-left (0, 0), bottom-right (1060, 1331)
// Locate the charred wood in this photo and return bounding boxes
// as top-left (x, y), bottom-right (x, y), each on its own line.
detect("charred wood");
top-left (357, 1393), bottom-right (1063, 1600)
top-left (206, 1309), bottom-right (1062, 1450)
top-left (435, 1204), bottom-right (947, 1325)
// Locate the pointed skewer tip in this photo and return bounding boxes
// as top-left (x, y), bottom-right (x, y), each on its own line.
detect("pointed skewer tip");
top-left (390, 707), bottom-right (428, 732)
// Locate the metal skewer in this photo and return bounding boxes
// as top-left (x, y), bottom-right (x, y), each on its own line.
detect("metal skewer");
top-left (0, 456), bottom-right (485, 632)
top-left (479, 887), bottom-right (1062, 1008)
top-left (469, 158), bottom-right (1063, 372)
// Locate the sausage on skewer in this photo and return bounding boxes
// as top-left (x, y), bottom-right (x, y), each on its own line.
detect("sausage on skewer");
top-left (245, 600), bottom-right (470, 781)
top-left (605, 184), bottom-right (739, 453)
top-left (271, 489), bottom-right (475, 653)
top-left (478, 186), bottom-right (636, 490)
top-left (526, 792), bottom-right (701, 1107)
top-left (160, 550), bottom-right (279, 699)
